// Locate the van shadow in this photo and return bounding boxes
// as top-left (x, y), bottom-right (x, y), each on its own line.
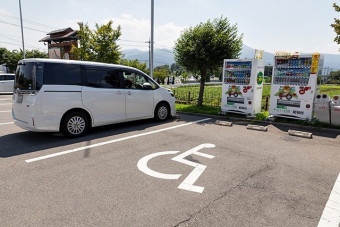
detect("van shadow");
top-left (0, 117), bottom-right (185, 158)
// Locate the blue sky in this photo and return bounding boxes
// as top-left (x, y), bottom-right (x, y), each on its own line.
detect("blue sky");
top-left (0, 0), bottom-right (339, 54)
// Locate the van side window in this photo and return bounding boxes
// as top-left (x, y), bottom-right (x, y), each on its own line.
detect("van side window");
top-left (122, 71), bottom-right (157, 89)
top-left (0, 75), bottom-right (4, 81)
top-left (44, 63), bottom-right (81, 85)
top-left (86, 69), bottom-right (121, 88)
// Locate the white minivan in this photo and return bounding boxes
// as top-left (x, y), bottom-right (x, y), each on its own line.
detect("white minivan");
top-left (0, 73), bottom-right (15, 93)
top-left (12, 59), bottom-right (176, 137)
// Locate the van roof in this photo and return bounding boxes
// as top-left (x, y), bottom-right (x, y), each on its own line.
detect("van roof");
top-left (20, 58), bottom-right (147, 74)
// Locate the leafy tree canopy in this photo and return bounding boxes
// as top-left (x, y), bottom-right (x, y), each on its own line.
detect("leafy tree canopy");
top-left (330, 70), bottom-right (340, 81)
top-left (119, 59), bottom-right (148, 74)
top-left (331, 3), bottom-right (340, 45)
top-left (72, 20), bottom-right (122, 63)
top-left (0, 47), bottom-right (47, 72)
top-left (174, 16), bottom-right (243, 106)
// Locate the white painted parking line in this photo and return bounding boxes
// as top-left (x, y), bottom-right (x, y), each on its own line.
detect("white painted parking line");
top-left (25, 118), bottom-right (211, 163)
top-left (0, 110), bottom-right (11, 113)
top-left (318, 173), bottom-right (340, 227)
top-left (0, 99), bottom-right (11, 101)
top-left (0, 122), bottom-right (14, 126)
top-left (0, 103), bottom-right (11, 106)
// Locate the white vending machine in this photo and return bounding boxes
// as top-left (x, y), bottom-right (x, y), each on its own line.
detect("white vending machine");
top-left (221, 59), bottom-right (264, 116)
top-left (269, 52), bottom-right (324, 120)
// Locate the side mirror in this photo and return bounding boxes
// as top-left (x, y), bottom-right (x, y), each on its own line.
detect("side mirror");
top-left (143, 82), bottom-right (152, 90)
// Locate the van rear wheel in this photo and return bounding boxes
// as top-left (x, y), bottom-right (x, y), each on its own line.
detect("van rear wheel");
top-left (155, 103), bottom-right (170, 121)
top-left (61, 112), bottom-right (89, 138)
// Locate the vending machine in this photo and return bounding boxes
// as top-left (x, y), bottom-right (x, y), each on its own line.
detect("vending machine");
top-left (221, 59), bottom-right (264, 116)
top-left (269, 52), bottom-right (324, 120)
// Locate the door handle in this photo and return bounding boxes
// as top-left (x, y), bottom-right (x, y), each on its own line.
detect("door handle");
top-left (116, 91), bottom-right (122, 95)
top-left (127, 91), bottom-right (132, 95)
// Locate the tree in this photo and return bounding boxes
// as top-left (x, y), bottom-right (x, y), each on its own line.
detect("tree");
top-left (119, 59), bottom-right (148, 74)
top-left (0, 47), bottom-right (47, 72)
top-left (330, 70), bottom-right (340, 81)
top-left (72, 20), bottom-right (122, 63)
top-left (73, 23), bottom-right (93, 61)
top-left (331, 3), bottom-right (340, 46)
top-left (174, 16), bottom-right (243, 106)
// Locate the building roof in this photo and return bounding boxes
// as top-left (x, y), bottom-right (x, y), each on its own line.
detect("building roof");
top-left (47, 27), bottom-right (73, 35)
top-left (39, 30), bottom-right (78, 43)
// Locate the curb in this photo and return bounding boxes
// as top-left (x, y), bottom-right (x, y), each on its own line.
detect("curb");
top-left (176, 111), bottom-right (340, 134)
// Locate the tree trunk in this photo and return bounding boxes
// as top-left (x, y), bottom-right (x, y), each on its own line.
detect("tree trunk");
top-left (197, 69), bottom-right (206, 107)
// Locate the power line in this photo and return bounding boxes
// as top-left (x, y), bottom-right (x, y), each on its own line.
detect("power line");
top-left (118, 39), bottom-right (147, 44)
top-left (118, 43), bottom-right (148, 48)
top-left (0, 13), bottom-right (59, 30)
top-left (0, 41), bottom-right (45, 51)
top-left (0, 20), bottom-right (48, 33)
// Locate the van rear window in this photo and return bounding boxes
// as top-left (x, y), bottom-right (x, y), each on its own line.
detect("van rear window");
top-left (15, 62), bottom-right (43, 91)
top-left (43, 63), bottom-right (81, 85)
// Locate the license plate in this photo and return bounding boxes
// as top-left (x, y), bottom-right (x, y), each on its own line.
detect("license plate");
top-left (17, 95), bottom-right (23, 104)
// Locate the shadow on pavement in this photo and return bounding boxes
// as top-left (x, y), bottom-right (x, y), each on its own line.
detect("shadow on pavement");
top-left (0, 116), bottom-right (196, 158)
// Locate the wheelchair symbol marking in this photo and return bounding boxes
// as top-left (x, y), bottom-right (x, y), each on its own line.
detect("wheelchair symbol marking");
top-left (137, 143), bottom-right (215, 193)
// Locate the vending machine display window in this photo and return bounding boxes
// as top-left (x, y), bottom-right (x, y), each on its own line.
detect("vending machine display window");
top-left (269, 53), bottom-right (324, 120)
top-left (221, 59), bottom-right (264, 116)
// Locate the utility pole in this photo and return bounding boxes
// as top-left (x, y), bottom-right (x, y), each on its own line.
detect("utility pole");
top-left (150, 0), bottom-right (154, 78)
top-left (146, 40), bottom-right (151, 71)
top-left (77, 22), bottom-right (84, 60)
top-left (18, 0), bottom-right (25, 59)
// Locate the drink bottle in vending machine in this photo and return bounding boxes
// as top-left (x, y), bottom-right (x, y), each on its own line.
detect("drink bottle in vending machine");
top-left (269, 52), bottom-right (324, 120)
top-left (221, 59), bottom-right (264, 116)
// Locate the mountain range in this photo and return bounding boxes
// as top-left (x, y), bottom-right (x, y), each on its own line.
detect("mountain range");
top-left (122, 45), bottom-right (340, 71)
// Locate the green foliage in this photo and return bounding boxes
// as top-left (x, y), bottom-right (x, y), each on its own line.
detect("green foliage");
top-left (329, 70), bottom-right (340, 81)
top-left (331, 3), bottom-right (340, 45)
top-left (174, 16), bottom-right (243, 106)
top-left (0, 47), bottom-right (47, 72)
top-left (255, 111), bottom-right (269, 120)
top-left (72, 20), bottom-right (122, 63)
top-left (172, 84), bottom-right (340, 108)
top-left (175, 104), bottom-right (220, 115)
top-left (119, 59), bottom-right (148, 73)
top-left (153, 66), bottom-right (169, 84)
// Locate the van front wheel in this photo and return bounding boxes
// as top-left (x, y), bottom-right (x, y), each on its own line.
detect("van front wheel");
top-left (61, 112), bottom-right (89, 138)
top-left (155, 103), bottom-right (170, 121)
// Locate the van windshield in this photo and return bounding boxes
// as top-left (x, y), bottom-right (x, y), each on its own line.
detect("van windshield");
top-left (15, 62), bottom-right (43, 91)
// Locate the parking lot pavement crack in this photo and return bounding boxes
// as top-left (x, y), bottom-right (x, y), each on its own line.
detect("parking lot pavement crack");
top-left (173, 165), bottom-right (273, 227)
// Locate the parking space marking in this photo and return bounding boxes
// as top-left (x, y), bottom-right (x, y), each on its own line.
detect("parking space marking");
top-left (25, 118), bottom-right (211, 163)
top-left (138, 143), bottom-right (215, 193)
top-left (172, 143), bottom-right (215, 193)
top-left (137, 151), bottom-right (182, 179)
top-left (0, 103), bottom-right (11, 106)
top-left (318, 173), bottom-right (340, 227)
top-left (0, 110), bottom-right (11, 113)
top-left (0, 122), bottom-right (14, 126)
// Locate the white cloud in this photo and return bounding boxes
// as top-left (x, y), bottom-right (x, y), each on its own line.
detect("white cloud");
top-left (106, 15), bottom-right (185, 50)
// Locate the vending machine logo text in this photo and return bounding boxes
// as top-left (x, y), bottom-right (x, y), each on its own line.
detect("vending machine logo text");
top-left (293, 110), bottom-right (304, 115)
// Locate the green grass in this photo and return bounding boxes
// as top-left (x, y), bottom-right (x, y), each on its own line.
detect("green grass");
top-left (175, 104), bottom-right (220, 115)
top-left (173, 84), bottom-right (340, 129)
top-left (172, 84), bottom-right (340, 109)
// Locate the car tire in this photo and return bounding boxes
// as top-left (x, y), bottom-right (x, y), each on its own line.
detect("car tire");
top-left (154, 103), bottom-right (170, 121)
top-left (61, 111), bottom-right (89, 138)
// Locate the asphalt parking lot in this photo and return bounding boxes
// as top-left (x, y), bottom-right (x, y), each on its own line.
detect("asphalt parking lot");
top-left (1, 94), bottom-right (340, 227)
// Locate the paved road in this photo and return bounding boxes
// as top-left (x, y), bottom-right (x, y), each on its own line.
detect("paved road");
top-left (1, 94), bottom-right (340, 226)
